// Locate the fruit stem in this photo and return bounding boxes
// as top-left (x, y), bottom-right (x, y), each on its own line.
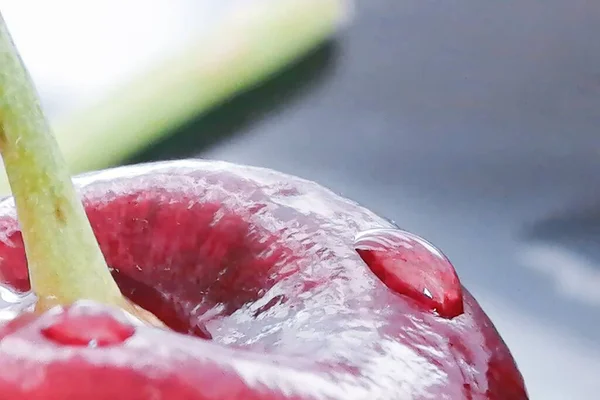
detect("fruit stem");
top-left (0, 13), bottom-right (126, 310)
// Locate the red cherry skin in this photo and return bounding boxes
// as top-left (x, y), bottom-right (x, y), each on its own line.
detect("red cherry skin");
top-left (0, 160), bottom-right (528, 399)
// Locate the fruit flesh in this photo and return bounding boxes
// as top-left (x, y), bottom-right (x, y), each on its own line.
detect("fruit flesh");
top-left (0, 160), bottom-right (527, 399)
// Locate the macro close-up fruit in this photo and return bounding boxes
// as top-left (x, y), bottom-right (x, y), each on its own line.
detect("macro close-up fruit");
top-left (0, 8), bottom-right (528, 400)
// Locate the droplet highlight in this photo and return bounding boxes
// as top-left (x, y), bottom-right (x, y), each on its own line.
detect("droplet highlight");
top-left (355, 228), bottom-right (464, 319)
top-left (41, 302), bottom-right (135, 347)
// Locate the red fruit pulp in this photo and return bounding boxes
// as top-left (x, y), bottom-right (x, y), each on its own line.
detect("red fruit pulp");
top-left (0, 160), bottom-right (528, 399)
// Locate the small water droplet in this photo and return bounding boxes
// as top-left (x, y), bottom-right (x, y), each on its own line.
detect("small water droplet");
top-left (41, 302), bottom-right (135, 347)
top-left (0, 286), bottom-right (36, 323)
top-left (355, 228), bottom-right (464, 319)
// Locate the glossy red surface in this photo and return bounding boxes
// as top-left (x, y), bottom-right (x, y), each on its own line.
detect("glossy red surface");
top-left (0, 160), bottom-right (527, 399)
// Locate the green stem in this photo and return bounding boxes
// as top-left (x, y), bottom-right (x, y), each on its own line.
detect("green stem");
top-left (0, 13), bottom-right (124, 308)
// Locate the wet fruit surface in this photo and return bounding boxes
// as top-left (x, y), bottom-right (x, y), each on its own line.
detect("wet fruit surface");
top-left (0, 160), bottom-right (528, 399)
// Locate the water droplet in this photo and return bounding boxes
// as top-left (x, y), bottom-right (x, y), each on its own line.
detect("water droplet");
top-left (0, 286), bottom-right (36, 323)
top-left (41, 302), bottom-right (135, 347)
top-left (355, 228), bottom-right (464, 319)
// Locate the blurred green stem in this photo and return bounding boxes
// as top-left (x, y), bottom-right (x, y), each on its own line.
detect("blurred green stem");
top-left (0, 0), bottom-right (347, 195)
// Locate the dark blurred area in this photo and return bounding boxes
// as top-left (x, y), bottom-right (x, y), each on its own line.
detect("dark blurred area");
top-left (4, 0), bottom-right (600, 397)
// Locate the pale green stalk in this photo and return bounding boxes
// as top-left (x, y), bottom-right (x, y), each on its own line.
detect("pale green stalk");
top-left (0, 12), bottom-right (129, 309)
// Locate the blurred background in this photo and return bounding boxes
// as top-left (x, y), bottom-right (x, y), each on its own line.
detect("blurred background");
top-left (2, 0), bottom-right (600, 398)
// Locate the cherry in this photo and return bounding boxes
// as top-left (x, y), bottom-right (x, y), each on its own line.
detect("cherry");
top-left (0, 160), bottom-right (528, 399)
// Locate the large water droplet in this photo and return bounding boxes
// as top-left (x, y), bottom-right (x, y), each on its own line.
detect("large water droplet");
top-left (41, 302), bottom-right (135, 347)
top-left (355, 228), bottom-right (464, 319)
